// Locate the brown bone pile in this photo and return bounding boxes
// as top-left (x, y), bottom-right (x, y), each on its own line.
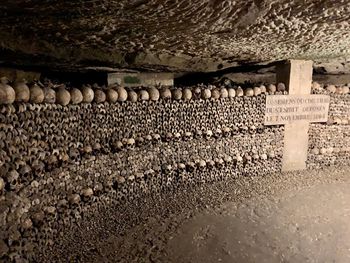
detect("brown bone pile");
top-left (307, 82), bottom-right (350, 169)
top-left (0, 77), bottom-right (345, 262)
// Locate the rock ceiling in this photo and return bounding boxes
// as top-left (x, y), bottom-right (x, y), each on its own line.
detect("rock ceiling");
top-left (0, 0), bottom-right (350, 72)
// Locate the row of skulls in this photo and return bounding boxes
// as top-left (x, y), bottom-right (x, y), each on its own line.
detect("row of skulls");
top-left (328, 116), bottom-right (350, 125)
top-left (0, 76), bottom-right (288, 105)
top-left (310, 146), bottom-right (350, 155)
top-left (312, 82), bottom-right (350, 95)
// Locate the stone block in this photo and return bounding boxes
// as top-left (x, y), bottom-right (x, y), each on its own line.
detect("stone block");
top-left (108, 73), bottom-right (174, 87)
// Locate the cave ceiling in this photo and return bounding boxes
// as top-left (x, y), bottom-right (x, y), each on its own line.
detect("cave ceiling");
top-left (0, 0), bottom-right (350, 73)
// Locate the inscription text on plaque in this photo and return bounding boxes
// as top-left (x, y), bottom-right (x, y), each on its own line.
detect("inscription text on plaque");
top-left (265, 95), bottom-right (330, 126)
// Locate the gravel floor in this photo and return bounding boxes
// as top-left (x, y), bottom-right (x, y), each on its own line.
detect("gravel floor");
top-left (43, 166), bottom-right (350, 263)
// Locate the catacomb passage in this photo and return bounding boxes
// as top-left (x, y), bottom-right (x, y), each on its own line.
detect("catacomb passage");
top-left (0, 1), bottom-right (350, 262)
top-left (0, 77), bottom-right (349, 262)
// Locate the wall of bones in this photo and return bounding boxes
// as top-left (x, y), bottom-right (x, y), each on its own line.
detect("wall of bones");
top-left (0, 78), bottom-right (349, 261)
top-left (308, 83), bottom-right (350, 169)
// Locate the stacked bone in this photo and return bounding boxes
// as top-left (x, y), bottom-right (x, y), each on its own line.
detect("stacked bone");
top-left (311, 81), bottom-right (350, 96)
top-left (1, 79), bottom-right (289, 106)
top-left (0, 127), bottom-right (284, 261)
top-left (307, 82), bottom-right (350, 169)
top-left (0, 77), bottom-right (288, 262)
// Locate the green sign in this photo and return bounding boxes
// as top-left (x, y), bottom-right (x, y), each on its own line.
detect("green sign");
top-left (124, 76), bottom-right (141, 84)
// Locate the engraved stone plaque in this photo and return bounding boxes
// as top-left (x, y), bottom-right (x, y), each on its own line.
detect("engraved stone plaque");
top-left (265, 95), bottom-right (330, 126)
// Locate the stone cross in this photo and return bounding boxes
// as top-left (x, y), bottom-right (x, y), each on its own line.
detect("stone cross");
top-left (266, 60), bottom-right (330, 171)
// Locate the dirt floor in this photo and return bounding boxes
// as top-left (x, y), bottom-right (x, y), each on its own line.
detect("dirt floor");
top-left (44, 166), bottom-right (350, 263)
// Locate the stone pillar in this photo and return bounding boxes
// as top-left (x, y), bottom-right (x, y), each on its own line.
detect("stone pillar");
top-left (276, 60), bottom-right (313, 171)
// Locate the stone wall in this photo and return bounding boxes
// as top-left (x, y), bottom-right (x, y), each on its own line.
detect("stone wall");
top-left (0, 81), bottom-right (349, 261)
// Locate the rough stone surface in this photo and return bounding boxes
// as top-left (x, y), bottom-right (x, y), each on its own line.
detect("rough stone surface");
top-left (168, 167), bottom-right (350, 263)
top-left (0, 1), bottom-right (350, 71)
